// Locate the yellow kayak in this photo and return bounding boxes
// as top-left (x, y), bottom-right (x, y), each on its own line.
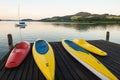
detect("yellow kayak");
top-left (32, 39), bottom-right (55, 80)
top-left (62, 39), bottom-right (118, 80)
top-left (73, 39), bottom-right (107, 56)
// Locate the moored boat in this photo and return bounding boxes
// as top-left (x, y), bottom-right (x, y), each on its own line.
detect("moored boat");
top-left (15, 21), bottom-right (27, 27)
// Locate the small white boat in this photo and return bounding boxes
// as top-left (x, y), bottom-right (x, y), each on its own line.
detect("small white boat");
top-left (16, 21), bottom-right (27, 27)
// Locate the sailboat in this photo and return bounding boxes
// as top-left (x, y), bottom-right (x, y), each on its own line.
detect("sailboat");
top-left (15, 5), bottom-right (27, 27)
top-left (16, 21), bottom-right (27, 27)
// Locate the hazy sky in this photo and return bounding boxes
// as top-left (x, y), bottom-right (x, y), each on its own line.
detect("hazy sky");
top-left (0, 0), bottom-right (120, 19)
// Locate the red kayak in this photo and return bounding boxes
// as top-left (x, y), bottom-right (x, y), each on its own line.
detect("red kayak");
top-left (5, 41), bottom-right (30, 68)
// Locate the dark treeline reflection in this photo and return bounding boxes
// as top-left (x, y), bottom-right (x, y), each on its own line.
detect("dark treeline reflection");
top-left (50, 22), bottom-right (120, 32)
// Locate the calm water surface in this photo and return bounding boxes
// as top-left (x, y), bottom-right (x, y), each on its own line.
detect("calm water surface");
top-left (0, 21), bottom-right (120, 59)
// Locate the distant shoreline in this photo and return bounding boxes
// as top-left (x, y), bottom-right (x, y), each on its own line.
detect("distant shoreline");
top-left (1, 12), bottom-right (120, 24)
top-left (1, 20), bottom-right (120, 25)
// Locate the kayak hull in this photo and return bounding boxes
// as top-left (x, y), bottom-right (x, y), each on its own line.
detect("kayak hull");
top-left (62, 39), bottom-right (118, 80)
top-left (5, 41), bottom-right (30, 68)
top-left (73, 39), bottom-right (107, 56)
top-left (32, 39), bottom-right (55, 80)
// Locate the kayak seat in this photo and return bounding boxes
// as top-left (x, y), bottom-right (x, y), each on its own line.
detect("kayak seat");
top-left (35, 40), bottom-right (49, 54)
top-left (65, 40), bottom-right (89, 54)
top-left (15, 42), bottom-right (29, 49)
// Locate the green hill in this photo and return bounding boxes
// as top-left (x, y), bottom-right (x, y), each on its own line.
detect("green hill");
top-left (40, 12), bottom-right (120, 23)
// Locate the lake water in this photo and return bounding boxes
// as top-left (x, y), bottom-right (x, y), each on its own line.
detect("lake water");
top-left (0, 21), bottom-right (120, 59)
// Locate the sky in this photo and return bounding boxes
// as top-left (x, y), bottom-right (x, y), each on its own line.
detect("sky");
top-left (0, 0), bottom-right (120, 19)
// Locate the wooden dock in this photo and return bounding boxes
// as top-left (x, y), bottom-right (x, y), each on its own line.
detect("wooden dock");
top-left (0, 40), bottom-right (120, 80)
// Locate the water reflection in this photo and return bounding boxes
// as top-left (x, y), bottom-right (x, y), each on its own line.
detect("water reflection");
top-left (50, 22), bottom-right (120, 32)
top-left (15, 24), bottom-right (26, 29)
top-left (0, 21), bottom-right (120, 59)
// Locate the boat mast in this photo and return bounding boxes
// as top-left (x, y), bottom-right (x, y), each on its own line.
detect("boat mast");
top-left (18, 4), bottom-right (20, 22)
